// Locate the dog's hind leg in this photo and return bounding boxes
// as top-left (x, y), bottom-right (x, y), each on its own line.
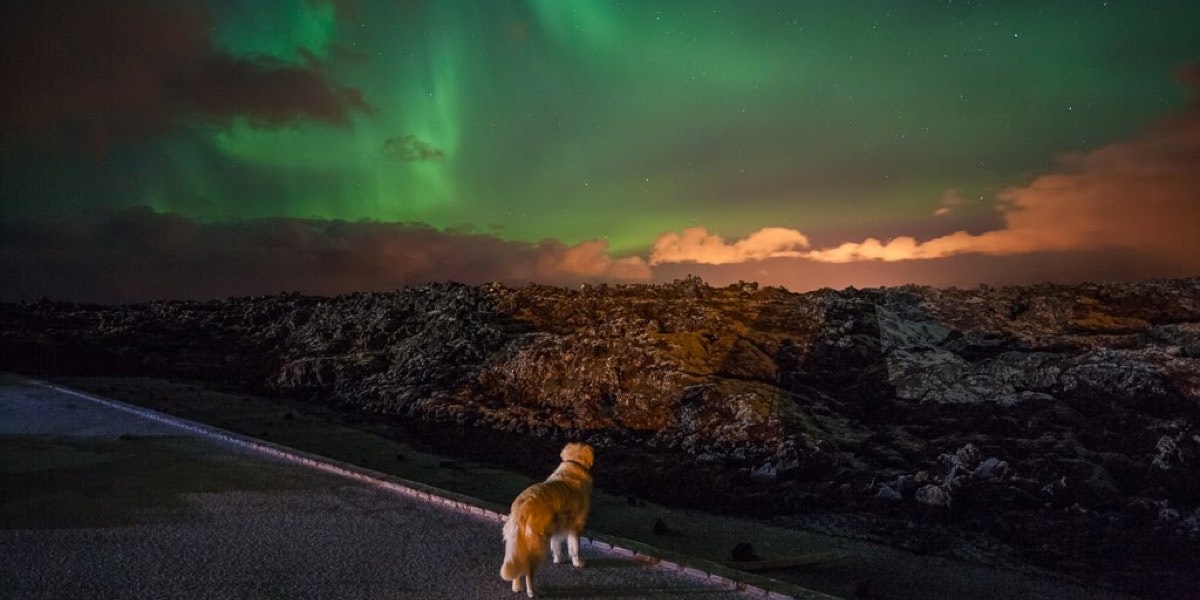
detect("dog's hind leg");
top-left (523, 572), bottom-right (536, 598)
top-left (550, 534), bottom-right (565, 564)
top-left (568, 532), bottom-right (585, 568)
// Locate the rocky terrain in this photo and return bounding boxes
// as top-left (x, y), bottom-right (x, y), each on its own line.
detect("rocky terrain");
top-left (4, 276), bottom-right (1199, 597)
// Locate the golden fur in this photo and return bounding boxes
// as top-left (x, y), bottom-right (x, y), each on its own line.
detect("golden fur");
top-left (500, 443), bottom-right (594, 597)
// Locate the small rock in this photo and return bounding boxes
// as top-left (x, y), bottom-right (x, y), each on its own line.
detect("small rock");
top-left (1153, 435), bottom-right (1179, 470)
top-left (915, 484), bottom-right (952, 508)
top-left (1041, 476), bottom-right (1067, 498)
top-left (1181, 508), bottom-right (1200, 539)
top-left (1158, 501), bottom-right (1181, 524)
top-left (955, 443), bottom-right (981, 468)
top-left (875, 485), bottom-right (902, 502)
top-left (974, 457), bottom-right (1010, 481)
top-left (750, 462), bottom-right (778, 482)
top-left (653, 519), bottom-right (669, 535)
top-left (730, 542), bottom-right (760, 562)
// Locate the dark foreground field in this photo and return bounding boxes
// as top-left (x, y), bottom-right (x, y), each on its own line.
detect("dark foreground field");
top-left (33, 375), bottom-right (1176, 600)
top-left (4, 277), bottom-right (1199, 598)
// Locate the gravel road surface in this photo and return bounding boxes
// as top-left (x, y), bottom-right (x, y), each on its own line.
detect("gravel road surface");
top-left (0, 382), bottom-right (812, 600)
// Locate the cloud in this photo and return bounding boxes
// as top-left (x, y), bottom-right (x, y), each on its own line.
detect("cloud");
top-left (383, 134), bottom-right (446, 162)
top-left (536, 239), bottom-right (651, 280)
top-left (933, 189), bottom-right (963, 216)
top-left (805, 64), bottom-right (1200, 269)
top-left (654, 63), bottom-right (1200, 276)
top-left (0, 208), bottom-right (648, 303)
top-left (650, 247), bottom-right (1168, 292)
top-left (0, 1), bottom-right (370, 153)
top-left (649, 226), bottom-right (810, 265)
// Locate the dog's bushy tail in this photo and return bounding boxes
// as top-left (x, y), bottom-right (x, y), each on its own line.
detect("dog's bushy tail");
top-left (500, 508), bottom-right (549, 581)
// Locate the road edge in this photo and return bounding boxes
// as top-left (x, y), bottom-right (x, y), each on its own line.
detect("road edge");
top-left (30, 379), bottom-right (841, 600)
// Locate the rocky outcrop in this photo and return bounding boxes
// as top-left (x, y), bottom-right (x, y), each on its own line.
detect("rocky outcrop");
top-left (3, 276), bottom-right (1199, 594)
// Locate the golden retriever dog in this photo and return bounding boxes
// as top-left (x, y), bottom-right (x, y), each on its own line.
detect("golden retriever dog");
top-left (500, 442), bottom-right (594, 597)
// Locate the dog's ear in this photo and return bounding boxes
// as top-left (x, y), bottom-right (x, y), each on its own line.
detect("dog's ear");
top-left (562, 443), bottom-right (594, 469)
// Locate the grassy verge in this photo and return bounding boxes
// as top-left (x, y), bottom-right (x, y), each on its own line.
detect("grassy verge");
top-left (54, 376), bottom-right (537, 507)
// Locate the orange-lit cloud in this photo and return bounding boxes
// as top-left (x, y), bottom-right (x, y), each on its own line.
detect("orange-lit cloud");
top-left (933, 189), bottom-right (963, 216)
top-left (649, 226), bottom-right (810, 265)
top-left (653, 64), bottom-right (1200, 273)
top-left (805, 95), bottom-right (1200, 266)
top-left (537, 239), bottom-right (651, 280)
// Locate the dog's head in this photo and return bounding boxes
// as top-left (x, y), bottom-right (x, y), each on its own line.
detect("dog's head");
top-left (561, 443), bottom-right (594, 470)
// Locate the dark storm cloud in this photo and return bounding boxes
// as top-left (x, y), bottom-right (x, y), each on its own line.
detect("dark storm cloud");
top-left (383, 134), bottom-right (446, 162)
top-left (0, 1), bottom-right (370, 152)
top-left (0, 208), bottom-right (647, 303)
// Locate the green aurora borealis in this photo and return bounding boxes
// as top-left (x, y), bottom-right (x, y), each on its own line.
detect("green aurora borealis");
top-left (178, 1), bottom-right (1200, 248)
top-left (3, 1), bottom-right (1200, 300)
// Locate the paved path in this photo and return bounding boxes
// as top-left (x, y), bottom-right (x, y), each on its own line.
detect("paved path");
top-left (0, 382), bottom-right (797, 600)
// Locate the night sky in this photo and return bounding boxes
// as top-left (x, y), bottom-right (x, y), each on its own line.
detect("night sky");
top-left (3, 1), bottom-right (1199, 302)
